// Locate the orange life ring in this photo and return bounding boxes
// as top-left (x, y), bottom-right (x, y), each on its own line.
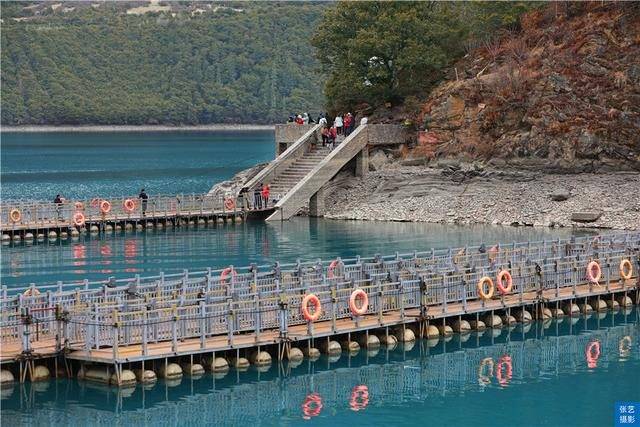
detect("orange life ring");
top-left (302, 393), bottom-right (323, 420)
top-left (349, 385), bottom-right (369, 411)
top-left (90, 198), bottom-right (100, 208)
top-left (73, 212), bottom-right (86, 227)
top-left (220, 267), bottom-right (237, 285)
top-left (619, 259), bottom-right (633, 280)
top-left (327, 259), bottom-right (341, 279)
top-left (477, 276), bottom-right (494, 300)
top-left (585, 340), bottom-right (600, 368)
top-left (301, 294), bottom-right (322, 322)
top-left (496, 355), bottom-right (512, 387)
top-left (123, 199), bottom-right (136, 213)
top-left (349, 289), bottom-right (369, 316)
top-left (224, 198), bottom-right (235, 210)
top-left (74, 201), bottom-right (84, 210)
top-left (586, 261), bottom-right (601, 284)
top-left (23, 287), bottom-right (41, 297)
top-left (478, 357), bottom-right (494, 385)
top-left (496, 270), bottom-right (513, 295)
top-left (100, 200), bottom-right (112, 214)
top-left (9, 209), bottom-right (21, 223)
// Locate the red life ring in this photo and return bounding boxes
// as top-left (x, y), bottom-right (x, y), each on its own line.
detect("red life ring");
top-left (123, 199), bottom-right (136, 213)
top-left (349, 289), bottom-right (368, 316)
top-left (90, 198), bottom-right (100, 208)
top-left (74, 201), bottom-right (84, 210)
top-left (301, 294), bottom-right (322, 322)
top-left (496, 355), bottom-right (512, 387)
top-left (224, 198), bottom-right (235, 210)
top-left (327, 259), bottom-right (341, 279)
top-left (9, 209), bottom-right (21, 223)
top-left (220, 267), bottom-right (237, 285)
top-left (73, 212), bottom-right (86, 227)
top-left (586, 261), bottom-right (601, 284)
top-left (349, 385), bottom-right (369, 411)
top-left (585, 340), bottom-right (600, 368)
top-left (302, 393), bottom-right (323, 420)
top-left (496, 270), bottom-right (513, 295)
top-left (100, 200), bottom-right (112, 214)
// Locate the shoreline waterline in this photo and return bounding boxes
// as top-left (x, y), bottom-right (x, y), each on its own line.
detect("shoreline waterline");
top-left (1, 124), bottom-right (275, 133)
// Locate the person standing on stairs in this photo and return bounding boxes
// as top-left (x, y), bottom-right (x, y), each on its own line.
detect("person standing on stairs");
top-left (334, 114), bottom-right (343, 135)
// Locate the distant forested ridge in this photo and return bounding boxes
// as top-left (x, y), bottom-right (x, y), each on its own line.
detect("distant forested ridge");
top-left (1, 2), bottom-right (325, 125)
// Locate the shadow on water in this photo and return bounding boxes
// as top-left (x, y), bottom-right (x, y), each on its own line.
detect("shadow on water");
top-left (1, 218), bottom-right (594, 288)
top-left (2, 310), bottom-right (638, 426)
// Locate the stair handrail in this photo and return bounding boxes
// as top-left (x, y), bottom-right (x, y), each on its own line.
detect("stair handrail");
top-left (241, 124), bottom-right (321, 194)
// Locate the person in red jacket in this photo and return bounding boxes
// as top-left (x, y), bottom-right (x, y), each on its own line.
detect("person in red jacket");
top-left (261, 183), bottom-right (271, 207)
top-left (343, 113), bottom-right (353, 137)
top-left (328, 126), bottom-right (337, 149)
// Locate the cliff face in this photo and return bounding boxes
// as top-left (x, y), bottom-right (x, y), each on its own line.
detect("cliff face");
top-left (411, 3), bottom-right (639, 172)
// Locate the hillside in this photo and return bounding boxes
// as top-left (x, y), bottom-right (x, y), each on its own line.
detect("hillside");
top-left (397, 2), bottom-right (640, 172)
top-left (0, 1), bottom-right (325, 125)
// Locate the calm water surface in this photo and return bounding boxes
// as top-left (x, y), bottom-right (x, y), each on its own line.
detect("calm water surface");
top-left (0, 131), bottom-right (274, 200)
top-left (1, 312), bottom-right (638, 426)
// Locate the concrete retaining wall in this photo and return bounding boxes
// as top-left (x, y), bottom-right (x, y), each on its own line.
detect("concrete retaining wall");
top-left (274, 124), bottom-right (317, 155)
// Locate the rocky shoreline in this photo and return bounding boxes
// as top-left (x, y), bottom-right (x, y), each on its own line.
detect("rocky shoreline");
top-left (322, 163), bottom-right (640, 231)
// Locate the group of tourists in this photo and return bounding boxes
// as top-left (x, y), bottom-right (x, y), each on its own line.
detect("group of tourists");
top-left (238, 183), bottom-right (272, 210)
top-left (317, 112), bottom-right (366, 149)
top-left (288, 112), bottom-right (319, 125)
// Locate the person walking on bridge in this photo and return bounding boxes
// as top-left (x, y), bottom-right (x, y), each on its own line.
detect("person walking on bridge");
top-left (261, 183), bottom-right (271, 208)
top-left (334, 114), bottom-right (343, 135)
top-left (53, 194), bottom-right (64, 220)
top-left (138, 188), bottom-right (148, 217)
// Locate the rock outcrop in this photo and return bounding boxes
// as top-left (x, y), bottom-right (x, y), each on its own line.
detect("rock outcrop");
top-left (410, 3), bottom-right (639, 172)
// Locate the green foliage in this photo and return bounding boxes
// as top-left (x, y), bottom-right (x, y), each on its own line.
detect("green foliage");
top-left (1, 3), bottom-right (326, 125)
top-left (312, 1), bottom-right (539, 114)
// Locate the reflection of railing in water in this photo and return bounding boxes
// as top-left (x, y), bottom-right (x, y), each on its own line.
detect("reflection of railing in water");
top-left (1, 316), bottom-right (637, 425)
top-left (1, 232), bottom-right (638, 358)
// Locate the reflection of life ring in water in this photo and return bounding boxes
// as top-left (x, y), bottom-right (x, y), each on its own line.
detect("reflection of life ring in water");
top-left (302, 393), bottom-right (323, 420)
top-left (478, 357), bottom-right (494, 385)
top-left (496, 355), bottom-right (513, 387)
top-left (124, 241), bottom-right (137, 258)
top-left (619, 336), bottom-right (632, 358)
top-left (585, 340), bottom-right (601, 368)
top-left (100, 244), bottom-right (112, 257)
top-left (349, 385), bottom-right (369, 411)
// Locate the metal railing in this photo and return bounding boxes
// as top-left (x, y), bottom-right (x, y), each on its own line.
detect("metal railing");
top-left (1, 232), bottom-right (638, 357)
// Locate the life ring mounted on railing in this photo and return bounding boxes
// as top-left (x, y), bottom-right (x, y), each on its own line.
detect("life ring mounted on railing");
top-left (586, 261), bottom-right (601, 284)
top-left (220, 267), bottom-right (237, 286)
top-left (619, 259), bottom-right (633, 280)
top-left (496, 269), bottom-right (513, 295)
top-left (123, 199), bottom-right (136, 213)
top-left (100, 200), bottom-right (112, 214)
top-left (477, 276), bottom-right (494, 300)
top-left (349, 289), bottom-right (369, 316)
top-left (9, 209), bottom-right (21, 223)
top-left (301, 294), bottom-right (322, 322)
top-left (73, 211), bottom-right (86, 227)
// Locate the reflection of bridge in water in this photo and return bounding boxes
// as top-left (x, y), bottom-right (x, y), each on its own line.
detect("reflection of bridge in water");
top-left (2, 312), bottom-right (637, 425)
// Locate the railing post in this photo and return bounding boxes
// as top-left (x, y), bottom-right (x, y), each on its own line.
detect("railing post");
top-left (172, 305), bottom-right (178, 353)
top-left (142, 307), bottom-right (148, 356)
top-left (112, 309), bottom-right (119, 360)
top-left (200, 301), bottom-right (206, 349)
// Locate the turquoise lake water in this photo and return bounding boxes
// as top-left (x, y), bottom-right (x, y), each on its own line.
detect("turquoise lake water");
top-left (1, 312), bottom-right (638, 426)
top-left (0, 131), bottom-right (636, 426)
top-left (0, 131), bottom-right (274, 200)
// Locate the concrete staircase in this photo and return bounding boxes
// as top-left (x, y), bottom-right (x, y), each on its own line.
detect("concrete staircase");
top-left (268, 147), bottom-right (332, 199)
top-left (266, 125), bottom-right (368, 221)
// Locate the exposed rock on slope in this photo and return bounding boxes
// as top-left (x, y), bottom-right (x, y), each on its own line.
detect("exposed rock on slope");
top-left (411, 3), bottom-right (639, 172)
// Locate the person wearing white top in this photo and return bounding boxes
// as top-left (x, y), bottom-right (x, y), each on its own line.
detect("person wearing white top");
top-left (334, 115), bottom-right (343, 135)
top-left (360, 117), bottom-right (368, 125)
top-left (319, 116), bottom-right (327, 127)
